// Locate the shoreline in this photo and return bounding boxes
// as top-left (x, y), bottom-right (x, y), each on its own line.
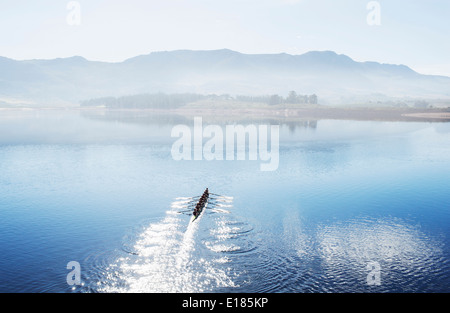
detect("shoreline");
top-left (1, 106), bottom-right (450, 123)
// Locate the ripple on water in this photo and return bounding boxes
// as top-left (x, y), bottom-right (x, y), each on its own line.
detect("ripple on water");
top-left (315, 217), bottom-right (445, 292)
top-left (85, 195), bottom-right (255, 293)
top-left (245, 213), bottom-right (447, 293)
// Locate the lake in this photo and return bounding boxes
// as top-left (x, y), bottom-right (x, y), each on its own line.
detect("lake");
top-left (0, 109), bottom-right (449, 293)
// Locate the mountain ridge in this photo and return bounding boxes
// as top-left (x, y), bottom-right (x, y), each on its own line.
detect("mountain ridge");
top-left (1, 49), bottom-right (449, 106)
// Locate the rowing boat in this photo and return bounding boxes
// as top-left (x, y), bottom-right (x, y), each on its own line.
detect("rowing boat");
top-left (190, 198), bottom-right (208, 223)
top-left (190, 188), bottom-right (209, 223)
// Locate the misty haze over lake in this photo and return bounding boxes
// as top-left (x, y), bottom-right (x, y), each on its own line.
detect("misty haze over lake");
top-left (1, 49), bottom-right (450, 107)
top-left (1, 0), bottom-right (450, 296)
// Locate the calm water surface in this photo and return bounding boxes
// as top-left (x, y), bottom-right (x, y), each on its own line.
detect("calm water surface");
top-left (0, 109), bottom-right (449, 293)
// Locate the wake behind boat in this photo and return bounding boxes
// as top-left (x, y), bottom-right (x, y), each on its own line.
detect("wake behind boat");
top-left (190, 188), bottom-right (209, 223)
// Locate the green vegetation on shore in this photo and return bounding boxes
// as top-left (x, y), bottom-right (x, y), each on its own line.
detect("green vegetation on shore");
top-left (80, 91), bottom-right (319, 109)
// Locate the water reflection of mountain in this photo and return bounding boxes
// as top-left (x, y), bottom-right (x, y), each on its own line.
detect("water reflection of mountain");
top-left (80, 109), bottom-right (191, 127)
top-left (80, 109), bottom-right (319, 132)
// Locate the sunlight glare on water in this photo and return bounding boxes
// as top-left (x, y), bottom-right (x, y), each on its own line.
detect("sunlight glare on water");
top-left (96, 196), bottom-right (240, 293)
top-left (0, 111), bottom-right (449, 293)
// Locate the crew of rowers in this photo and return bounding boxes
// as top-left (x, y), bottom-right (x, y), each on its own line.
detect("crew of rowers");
top-left (193, 188), bottom-right (209, 217)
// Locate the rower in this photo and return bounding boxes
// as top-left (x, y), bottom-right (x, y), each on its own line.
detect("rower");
top-left (192, 188), bottom-right (209, 218)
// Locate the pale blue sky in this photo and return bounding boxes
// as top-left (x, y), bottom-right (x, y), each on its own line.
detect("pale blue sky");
top-left (1, 0), bottom-right (449, 76)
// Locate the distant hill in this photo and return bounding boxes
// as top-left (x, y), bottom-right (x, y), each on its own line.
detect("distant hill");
top-left (1, 49), bottom-right (449, 106)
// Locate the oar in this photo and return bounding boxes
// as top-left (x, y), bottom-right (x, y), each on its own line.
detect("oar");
top-left (176, 208), bottom-right (194, 212)
top-left (208, 208), bottom-right (230, 214)
top-left (210, 193), bottom-right (233, 198)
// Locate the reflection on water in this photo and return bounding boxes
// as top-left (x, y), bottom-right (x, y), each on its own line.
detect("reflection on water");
top-left (0, 109), bottom-right (449, 293)
top-left (92, 195), bottom-right (251, 293)
top-left (0, 109), bottom-right (322, 144)
top-left (1, 108), bottom-right (441, 145)
top-left (316, 217), bottom-right (444, 292)
top-left (80, 109), bottom-right (318, 130)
